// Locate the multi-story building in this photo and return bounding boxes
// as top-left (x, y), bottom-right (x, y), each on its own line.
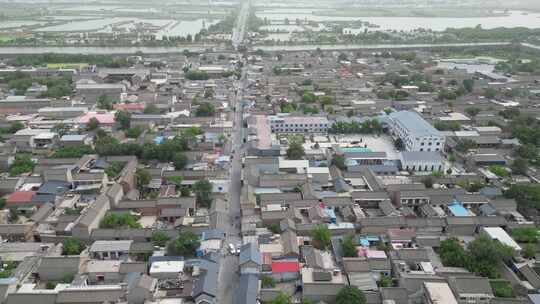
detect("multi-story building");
top-left (269, 115), bottom-right (330, 134)
top-left (388, 111), bottom-right (445, 152)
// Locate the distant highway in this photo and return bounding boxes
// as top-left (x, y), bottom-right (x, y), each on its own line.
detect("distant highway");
top-left (4, 42), bottom-right (540, 55)
top-left (254, 41), bottom-right (514, 52)
top-left (231, 0), bottom-right (250, 49)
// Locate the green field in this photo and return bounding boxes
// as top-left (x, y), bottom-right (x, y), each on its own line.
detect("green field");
top-left (0, 34), bottom-right (15, 42)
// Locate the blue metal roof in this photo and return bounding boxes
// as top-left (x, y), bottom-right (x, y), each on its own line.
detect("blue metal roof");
top-left (448, 201), bottom-right (470, 217)
top-left (389, 110), bottom-right (441, 137)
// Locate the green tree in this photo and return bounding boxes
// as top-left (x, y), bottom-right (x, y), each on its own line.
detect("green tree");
top-left (319, 96), bottom-right (333, 107)
top-left (511, 227), bottom-right (538, 243)
top-left (439, 238), bottom-right (469, 267)
top-left (342, 235), bottom-right (357, 257)
top-left (6, 122), bottom-right (25, 134)
top-left (167, 176), bottom-right (184, 187)
top-left (9, 209), bottom-right (18, 223)
top-left (484, 88), bottom-right (497, 99)
top-left (185, 70), bottom-right (209, 80)
top-left (378, 275), bottom-right (393, 287)
top-left (104, 161), bottom-right (124, 179)
top-left (271, 293), bottom-right (290, 304)
top-left (286, 140), bottom-right (305, 160)
top-left (311, 224), bottom-right (331, 250)
top-left (115, 110), bottom-right (131, 130)
top-left (511, 158), bottom-right (528, 175)
top-left (180, 187), bottom-right (191, 197)
top-left (302, 91), bottom-right (317, 103)
top-left (456, 139), bottom-right (478, 153)
top-left (195, 102), bottom-right (216, 117)
top-left (86, 117), bottom-right (100, 131)
top-left (336, 286), bottom-right (366, 304)
top-left (9, 154), bottom-right (34, 176)
top-left (517, 144), bottom-right (538, 160)
top-left (465, 107), bottom-right (481, 118)
top-left (332, 154), bottom-right (347, 171)
top-left (136, 168), bottom-right (151, 192)
top-left (151, 231), bottom-right (171, 247)
top-left (99, 213), bottom-right (142, 229)
top-left (173, 152), bottom-right (188, 170)
top-left (167, 231), bottom-right (200, 257)
top-left (261, 275), bottom-right (276, 288)
top-left (468, 234), bottom-right (514, 278)
top-left (434, 121), bottom-right (461, 131)
top-left (490, 280), bottom-right (514, 298)
top-left (125, 126), bottom-right (144, 138)
top-left (268, 223), bottom-right (281, 234)
top-left (193, 179), bottom-right (213, 208)
top-left (523, 244), bottom-right (536, 259)
top-left (46, 282), bottom-right (57, 290)
top-left (463, 79), bottom-right (475, 93)
top-left (144, 104), bottom-right (160, 114)
top-left (62, 237), bottom-right (86, 255)
top-left (97, 95), bottom-right (113, 110)
top-left (489, 165), bottom-right (510, 178)
top-left (51, 123), bottom-right (70, 137)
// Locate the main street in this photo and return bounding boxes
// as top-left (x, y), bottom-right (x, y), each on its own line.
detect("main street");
top-left (216, 1), bottom-right (249, 302)
top-left (232, 0), bottom-right (250, 49)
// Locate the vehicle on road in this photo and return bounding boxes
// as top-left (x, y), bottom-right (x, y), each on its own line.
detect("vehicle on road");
top-left (228, 243), bottom-right (235, 254)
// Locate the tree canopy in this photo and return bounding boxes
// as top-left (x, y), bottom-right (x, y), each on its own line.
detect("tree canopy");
top-left (9, 154), bottom-right (34, 176)
top-left (342, 235), bottom-right (358, 257)
top-left (193, 179), bottom-right (213, 208)
top-left (439, 235), bottom-right (514, 278)
top-left (336, 286), bottom-right (366, 304)
top-left (311, 224), bottom-right (331, 250)
top-left (99, 213), bottom-right (142, 229)
top-left (286, 139), bottom-right (305, 160)
top-left (151, 231), bottom-right (171, 247)
top-left (62, 237), bottom-right (86, 255)
top-left (173, 152), bottom-right (188, 170)
top-left (167, 231), bottom-right (200, 257)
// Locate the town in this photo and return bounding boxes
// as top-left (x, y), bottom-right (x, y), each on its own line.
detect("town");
top-left (0, 1), bottom-right (540, 304)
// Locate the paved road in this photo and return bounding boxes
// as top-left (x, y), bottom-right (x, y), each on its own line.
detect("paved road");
top-left (216, 18), bottom-right (248, 301)
top-left (232, 0), bottom-right (250, 49)
top-left (254, 41), bottom-right (513, 52)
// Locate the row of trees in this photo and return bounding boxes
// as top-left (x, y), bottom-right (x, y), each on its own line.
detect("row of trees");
top-left (329, 120), bottom-right (383, 134)
top-left (10, 54), bottom-right (131, 68)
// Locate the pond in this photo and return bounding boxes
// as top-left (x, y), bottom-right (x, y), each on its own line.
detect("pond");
top-left (256, 10), bottom-right (540, 31)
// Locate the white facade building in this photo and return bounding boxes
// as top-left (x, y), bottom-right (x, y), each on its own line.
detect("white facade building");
top-left (389, 111), bottom-right (445, 152)
top-left (269, 115), bottom-right (330, 134)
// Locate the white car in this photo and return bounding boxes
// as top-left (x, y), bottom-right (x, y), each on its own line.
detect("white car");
top-left (228, 243), bottom-right (235, 254)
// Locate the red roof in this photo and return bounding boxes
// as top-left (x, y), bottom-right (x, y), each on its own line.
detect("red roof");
top-left (271, 261), bottom-right (300, 273)
top-left (6, 191), bottom-right (36, 204)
